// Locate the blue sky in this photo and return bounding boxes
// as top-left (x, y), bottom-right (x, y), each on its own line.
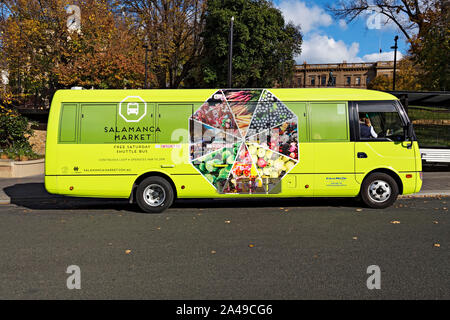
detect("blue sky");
top-left (274, 0), bottom-right (409, 64)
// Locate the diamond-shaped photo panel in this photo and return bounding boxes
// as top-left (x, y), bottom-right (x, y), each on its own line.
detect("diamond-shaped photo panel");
top-left (189, 89), bottom-right (299, 194)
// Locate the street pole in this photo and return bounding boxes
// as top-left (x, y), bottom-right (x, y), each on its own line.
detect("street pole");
top-left (391, 35), bottom-right (398, 91)
top-left (143, 44), bottom-right (149, 89)
top-left (228, 16), bottom-right (234, 88)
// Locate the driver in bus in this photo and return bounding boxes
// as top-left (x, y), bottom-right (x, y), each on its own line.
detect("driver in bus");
top-left (359, 114), bottom-right (378, 139)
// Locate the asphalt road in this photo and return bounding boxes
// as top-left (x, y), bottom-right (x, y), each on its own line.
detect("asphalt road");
top-left (0, 197), bottom-right (448, 300)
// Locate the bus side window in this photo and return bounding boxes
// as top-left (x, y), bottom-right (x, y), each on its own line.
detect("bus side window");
top-left (59, 104), bottom-right (78, 143)
top-left (309, 102), bottom-right (348, 141)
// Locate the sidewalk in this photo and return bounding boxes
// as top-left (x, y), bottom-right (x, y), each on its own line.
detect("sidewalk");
top-left (0, 172), bottom-right (449, 205)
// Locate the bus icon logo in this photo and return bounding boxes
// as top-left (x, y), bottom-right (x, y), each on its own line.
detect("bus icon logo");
top-left (127, 103), bottom-right (139, 115)
top-left (119, 96), bottom-right (147, 122)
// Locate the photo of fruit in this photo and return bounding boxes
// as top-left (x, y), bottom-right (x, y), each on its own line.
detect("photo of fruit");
top-left (247, 143), bottom-right (297, 192)
top-left (221, 143), bottom-right (266, 194)
top-left (247, 120), bottom-right (299, 161)
top-left (247, 89), bottom-right (295, 137)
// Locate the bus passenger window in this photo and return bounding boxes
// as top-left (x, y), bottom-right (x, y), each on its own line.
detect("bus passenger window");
top-left (310, 102), bottom-right (348, 141)
top-left (357, 102), bottom-right (405, 141)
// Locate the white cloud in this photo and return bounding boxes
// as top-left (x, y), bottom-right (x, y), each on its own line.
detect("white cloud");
top-left (362, 51), bottom-right (403, 62)
top-left (364, 8), bottom-right (404, 31)
top-left (297, 34), bottom-right (403, 64)
top-left (338, 19), bottom-right (347, 30)
top-left (278, 0), bottom-right (332, 33)
top-left (297, 34), bottom-right (362, 64)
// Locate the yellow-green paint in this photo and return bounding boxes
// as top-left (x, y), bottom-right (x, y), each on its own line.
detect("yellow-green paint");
top-left (45, 88), bottom-right (421, 200)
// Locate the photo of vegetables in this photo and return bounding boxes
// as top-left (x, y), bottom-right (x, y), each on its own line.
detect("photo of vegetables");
top-left (223, 90), bottom-right (262, 137)
top-left (191, 145), bottom-right (239, 191)
top-left (190, 89), bottom-right (299, 194)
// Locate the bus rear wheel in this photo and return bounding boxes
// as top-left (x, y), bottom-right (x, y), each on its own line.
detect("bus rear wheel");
top-left (360, 173), bottom-right (399, 209)
top-left (136, 176), bottom-right (174, 213)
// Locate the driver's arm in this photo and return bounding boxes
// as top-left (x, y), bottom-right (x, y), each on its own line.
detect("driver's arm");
top-left (370, 126), bottom-right (378, 138)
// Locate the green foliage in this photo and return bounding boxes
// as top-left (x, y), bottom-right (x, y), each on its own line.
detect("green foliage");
top-left (196, 0), bottom-right (302, 88)
top-left (0, 104), bottom-right (37, 160)
top-left (411, 21), bottom-right (450, 91)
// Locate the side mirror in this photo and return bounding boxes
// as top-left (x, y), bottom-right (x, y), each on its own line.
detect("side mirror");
top-left (403, 123), bottom-right (412, 139)
top-left (403, 123), bottom-right (414, 149)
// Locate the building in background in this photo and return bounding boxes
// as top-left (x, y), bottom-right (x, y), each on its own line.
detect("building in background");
top-left (293, 61), bottom-right (394, 88)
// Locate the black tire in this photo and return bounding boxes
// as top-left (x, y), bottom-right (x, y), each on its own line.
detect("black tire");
top-left (360, 173), bottom-right (399, 209)
top-left (135, 176), bottom-right (174, 213)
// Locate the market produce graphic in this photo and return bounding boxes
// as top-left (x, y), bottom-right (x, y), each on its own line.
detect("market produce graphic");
top-left (190, 89), bottom-right (299, 194)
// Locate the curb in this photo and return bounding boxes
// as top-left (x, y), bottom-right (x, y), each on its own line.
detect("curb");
top-left (0, 193), bottom-right (448, 205)
top-left (399, 192), bottom-right (450, 198)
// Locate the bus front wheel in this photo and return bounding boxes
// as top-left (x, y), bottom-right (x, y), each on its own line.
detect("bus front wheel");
top-left (136, 176), bottom-right (174, 213)
top-left (360, 173), bottom-right (399, 209)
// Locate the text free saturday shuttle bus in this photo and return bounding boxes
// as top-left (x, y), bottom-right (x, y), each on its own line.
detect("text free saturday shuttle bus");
top-left (45, 88), bottom-right (422, 213)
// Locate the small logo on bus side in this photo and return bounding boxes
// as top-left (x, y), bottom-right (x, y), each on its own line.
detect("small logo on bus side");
top-left (119, 96), bottom-right (147, 122)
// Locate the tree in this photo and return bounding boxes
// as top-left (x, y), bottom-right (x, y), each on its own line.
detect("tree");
top-left (329, 0), bottom-right (449, 91)
top-left (197, 0), bottom-right (302, 88)
top-left (55, 0), bottom-right (145, 89)
top-left (368, 56), bottom-right (422, 91)
top-left (328, 0), bottom-right (436, 41)
top-left (367, 74), bottom-right (392, 91)
top-left (0, 0), bottom-right (69, 105)
top-left (410, 1), bottom-right (449, 90)
top-left (0, 0), bottom-right (146, 107)
top-left (121, 0), bottom-right (206, 88)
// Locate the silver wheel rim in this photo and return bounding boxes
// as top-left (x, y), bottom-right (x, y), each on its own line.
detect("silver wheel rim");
top-left (143, 184), bottom-right (166, 207)
top-left (368, 180), bottom-right (391, 203)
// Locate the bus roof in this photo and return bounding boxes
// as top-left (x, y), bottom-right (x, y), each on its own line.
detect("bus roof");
top-left (52, 88), bottom-right (398, 104)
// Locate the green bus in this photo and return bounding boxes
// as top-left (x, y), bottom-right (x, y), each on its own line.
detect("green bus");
top-left (45, 88), bottom-right (422, 213)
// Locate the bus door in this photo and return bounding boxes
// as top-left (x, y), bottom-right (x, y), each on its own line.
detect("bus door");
top-left (308, 102), bottom-right (359, 196)
top-left (156, 104), bottom-right (194, 171)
